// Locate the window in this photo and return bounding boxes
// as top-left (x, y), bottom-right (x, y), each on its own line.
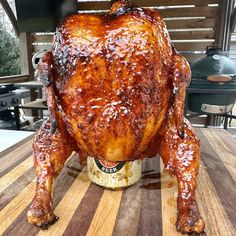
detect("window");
top-left (0, 0), bottom-right (20, 77)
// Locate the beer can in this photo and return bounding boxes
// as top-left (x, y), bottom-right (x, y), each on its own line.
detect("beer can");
top-left (87, 157), bottom-right (142, 190)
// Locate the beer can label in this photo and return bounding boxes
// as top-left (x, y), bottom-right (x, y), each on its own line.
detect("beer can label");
top-left (94, 159), bottom-right (125, 174)
top-left (87, 157), bottom-right (142, 189)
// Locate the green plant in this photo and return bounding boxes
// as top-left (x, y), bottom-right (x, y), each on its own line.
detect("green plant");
top-left (0, 24), bottom-right (21, 76)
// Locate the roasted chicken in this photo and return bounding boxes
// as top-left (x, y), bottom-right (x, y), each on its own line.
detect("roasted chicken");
top-left (27, 0), bottom-right (204, 233)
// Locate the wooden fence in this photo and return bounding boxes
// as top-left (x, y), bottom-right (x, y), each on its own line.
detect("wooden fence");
top-left (31, 0), bottom-right (220, 63)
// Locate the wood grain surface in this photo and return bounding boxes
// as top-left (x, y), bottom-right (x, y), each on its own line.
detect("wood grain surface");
top-left (0, 128), bottom-right (236, 236)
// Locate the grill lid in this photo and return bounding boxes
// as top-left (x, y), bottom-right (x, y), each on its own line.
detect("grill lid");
top-left (189, 46), bottom-right (236, 89)
top-left (0, 83), bottom-right (17, 95)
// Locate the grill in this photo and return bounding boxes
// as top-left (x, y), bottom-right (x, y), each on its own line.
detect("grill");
top-left (188, 47), bottom-right (236, 115)
top-left (0, 83), bottom-right (30, 129)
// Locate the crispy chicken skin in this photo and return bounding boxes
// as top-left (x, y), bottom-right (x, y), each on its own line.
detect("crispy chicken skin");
top-left (27, 0), bottom-right (204, 233)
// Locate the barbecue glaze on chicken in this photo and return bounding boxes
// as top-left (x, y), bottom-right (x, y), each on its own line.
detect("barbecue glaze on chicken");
top-left (27, 0), bottom-right (204, 233)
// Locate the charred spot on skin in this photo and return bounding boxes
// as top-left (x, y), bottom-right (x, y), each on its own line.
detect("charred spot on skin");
top-left (50, 119), bottom-right (57, 134)
top-left (165, 163), bottom-right (175, 174)
top-left (41, 72), bottom-right (52, 88)
top-left (39, 215), bottom-right (59, 230)
top-left (188, 218), bottom-right (195, 227)
top-left (111, 6), bottom-right (134, 17)
top-left (82, 133), bottom-right (88, 140)
top-left (94, 65), bottom-right (99, 71)
top-left (80, 55), bottom-right (89, 63)
top-left (77, 123), bottom-right (84, 129)
top-left (116, 89), bottom-right (124, 97)
top-left (86, 113), bottom-right (96, 123)
top-left (173, 87), bottom-right (179, 95)
top-left (77, 88), bottom-right (83, 96)
top-left (116, 89), bottom-right (129, 103)
top-left (179, 129), bottom-right (185, 139)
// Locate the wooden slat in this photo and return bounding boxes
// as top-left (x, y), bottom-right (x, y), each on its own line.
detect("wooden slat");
top-left (197, 129), bottom-right (236, 231)
top-left (63, 184), bottom-right (104, 235)
top-left (112, 179), bottom-right (142, 236)
top-left (113, 157), bottom-right (162, 236)
top-left (160, 162), bottom-right (184, 236)
top-left (77, 4), bottom-right (219, 17)
top-left (37, 168), bottom-right (91, 236)
top-left (0, 139), bottom-right (32, 177)
top-left (78, 0), bottom-right (110, 10)
top-left (158, 6), bottom-right (218, 18)
top-left (196, 161), bottom-right (236, 236)
top-left (0, 134), bottom-right (33, 158)
top-left (166, 18), bottom-right (216, 29)
top-left (0, 156), bottom-right (32, 193)
top-left (212, 129), bottom-right (236, 157)
top-left (33, 44), bottom-right (52, 53)
top-left (86, 190), bottom-right (123, 236)
top-left (19, 33), bottom-right (34, 80)
top-left (32, 34), bottom-right (53, 43)
top-left (173, 41), bottom-right (214, 51)
top-left (0, 181), bottom-right (36, 235)
top-left (0, 74), bottom-right (29, 84)
top-left (170, 30), bottom-right (215, 40)
top-left (229, 56), bottom-right (236, 60)
top-left (78, 0), bottom-right (219, 10)
top-left (136, 158), bottom-right (162, 235)
top-left (181, 53), bottom-right (208, 64)
top-left (132, 0), bottom-right (219, 7)
top-left (181, 53), bottom-right (205, 64)
top-left (201, 129), bottom-right (236, 180)
top-left (0, 168), bottom-right (34, 212)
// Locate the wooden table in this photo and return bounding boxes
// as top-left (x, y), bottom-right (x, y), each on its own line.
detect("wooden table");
top-left (19, 99), bottom-right (47, 110)
top-left (0, 128), bottom-right (236, 236)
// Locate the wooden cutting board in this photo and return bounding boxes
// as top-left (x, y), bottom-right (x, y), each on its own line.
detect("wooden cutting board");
top-left (0, 128), bottom-right (236, 236)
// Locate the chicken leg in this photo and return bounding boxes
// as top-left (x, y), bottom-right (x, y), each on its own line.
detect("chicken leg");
top-left (26, 115), bottom-right (76, 228)
top-left (158, 113), bottom-right (204, 233)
